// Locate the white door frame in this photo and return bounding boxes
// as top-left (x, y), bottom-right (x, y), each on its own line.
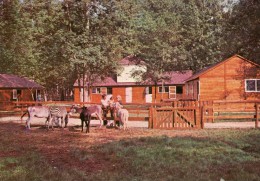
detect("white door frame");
top-left (145, 86), bottom-right (152, 103)
top-left (125, 87), bottom-right (132, 103)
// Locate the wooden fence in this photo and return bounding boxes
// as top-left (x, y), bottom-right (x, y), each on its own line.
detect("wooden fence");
top-left (202, 100), bottom-right (260, 127)
top-left (148, 101), bottom-right (212, 129)
top-left (149, 100), bottom-right (260, 129)
top-left (0, 100), bottom-right (259, 129)
top-left (202, 100), bottom-right (260, 121)
top-left (0, 101), bottom-right (153, 121)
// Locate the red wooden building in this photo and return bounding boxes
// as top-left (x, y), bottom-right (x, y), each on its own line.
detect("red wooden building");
top-left (74, 55), bottom-right (260, 103)
top-left (0, 74), bottom-right (44, 101)
top-left (184, 55), bottom-right (260, 101)
top-left (73, 57), bottom-right (192, 104)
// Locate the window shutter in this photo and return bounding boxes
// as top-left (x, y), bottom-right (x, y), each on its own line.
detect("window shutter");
top-left (169, 86), bottom-right (176, 99)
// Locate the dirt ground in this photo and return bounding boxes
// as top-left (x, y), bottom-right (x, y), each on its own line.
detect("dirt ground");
top-left (0, 116), bottom-right (258, 175)
top-left (0, 116), bottom-right (257, 129)
top-left (0, 118), bottom-right (205, 174)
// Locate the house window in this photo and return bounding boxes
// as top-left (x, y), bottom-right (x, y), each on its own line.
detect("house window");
top-left (176, 86), bottom-right (183, 94)
top-left (245, 79), bottom-right (260, 92)
top-left (107, 87), bottom-right (113, 94)
top-left (146, 87), bottom-right (152, 94)
top-left (13, 89), bottom-right (17, 99)
top-left (92, 87), bottom-right (101, 94)
top-left (158, 86), bottom-right (169, 93)
top-left (12, 89), bottom-right (21, 100)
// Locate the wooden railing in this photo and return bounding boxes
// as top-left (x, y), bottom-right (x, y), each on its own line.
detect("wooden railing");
top-left (1, 100), bottom-right (259, 129)
top-left (0, 101), bottom-right (153, 121)
top-left (202, 100), bottom-right (260, 128)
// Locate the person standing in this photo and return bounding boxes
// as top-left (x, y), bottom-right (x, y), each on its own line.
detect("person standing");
top-left (101, 94), bottom-right (109, 125)
top-left (108, 96), bottom-right (115, 125)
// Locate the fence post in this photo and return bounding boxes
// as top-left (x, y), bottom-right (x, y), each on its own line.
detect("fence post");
top-left (148, 107), bottom-right (153, 129)
top-left (173, 101), bottom-right (177, 128)
top-left (20, 104), bottom-right (23, 123)
top-left (200, 106), bottom-right (204, 129)
top-left (255, 103), bottom-right (259, 129)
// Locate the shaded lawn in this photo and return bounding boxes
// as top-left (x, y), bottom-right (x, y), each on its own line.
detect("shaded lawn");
top-left (0, 122), bottom-right (259, 181)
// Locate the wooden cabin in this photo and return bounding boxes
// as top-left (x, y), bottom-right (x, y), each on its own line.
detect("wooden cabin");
top-left (184, 55), bottom-right (260, 101)
top-left (73, 56), bottom-right (192, 104)
top-left (0, 74), bottom-right (44, 102)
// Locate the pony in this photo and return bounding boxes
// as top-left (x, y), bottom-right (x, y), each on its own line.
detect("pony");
top-left (113, 102), bottom-right (129, 130)
top-left (80, 106), bottom-right (92, 133)
top-left (70, 104), bottom-right (103, 130)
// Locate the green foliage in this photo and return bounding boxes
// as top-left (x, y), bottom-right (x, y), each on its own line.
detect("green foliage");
top-left (224, 0), bottom-right (260, 64)
top-left (0, 0), bottom-right (258, 99)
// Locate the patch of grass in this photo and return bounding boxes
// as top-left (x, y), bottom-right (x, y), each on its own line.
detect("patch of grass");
top-left (0, 122), bottom-right (259, 181)
top-left (70, 147), bottom-right (93, 162)
top-left (85, 130), bottom-right (260, 181)
top-left (0, 153), bottom-right (87, 181)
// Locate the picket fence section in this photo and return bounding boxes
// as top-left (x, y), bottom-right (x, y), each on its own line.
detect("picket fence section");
top-left (148, 101), bottom-right (212, 129)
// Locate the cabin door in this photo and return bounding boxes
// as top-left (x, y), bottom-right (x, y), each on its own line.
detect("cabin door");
top-left (145, 86), bottom-right (152, 103)
top-left (125, 87), bottom-right (132, 103)
top-left (80, 88), bottom-right (89, 102)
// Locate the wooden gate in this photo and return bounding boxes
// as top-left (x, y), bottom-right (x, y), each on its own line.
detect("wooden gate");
top-left (149, 101), bottom-right (212, 129)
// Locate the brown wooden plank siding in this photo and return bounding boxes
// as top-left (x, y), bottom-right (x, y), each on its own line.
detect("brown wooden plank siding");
top-left (185, 55), bottom-right (260, 101)
top-left (74, 85), bottom-right (184, 104)
top-left (0, 89), bottom-right (36, 101)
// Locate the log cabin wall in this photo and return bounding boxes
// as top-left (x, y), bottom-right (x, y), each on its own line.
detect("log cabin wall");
top-left (185, 55), bottom-right (260, 101)
top-left (0, 89), bottom-right (37, 101)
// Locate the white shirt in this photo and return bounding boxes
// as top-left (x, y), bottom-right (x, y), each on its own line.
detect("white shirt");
top-left (101, 99), bottom-right (109, 108)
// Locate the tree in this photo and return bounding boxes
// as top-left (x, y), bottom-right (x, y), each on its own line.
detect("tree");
top-left (125, 0), bottom-right (186, 101)
top-left (61, 0), bottom-right (119, 101)
top-left (0, 0), bottom-right (237, 101)
top-left (180, 0), bottom-right (226, 71)
top-left (223, 0), bottom-right (260, 64)
top-left (0, 0), bottom-right (37, 76)
top-left (126, 0), bottom-right (225, 101)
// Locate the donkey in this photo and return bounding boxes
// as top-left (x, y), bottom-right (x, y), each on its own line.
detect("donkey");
top-left (70, 105), bottom-right (103, 128)
top-left (21, 106), bottom-right (50, 129)
top-left (80, 106), bottom-right (92, 133)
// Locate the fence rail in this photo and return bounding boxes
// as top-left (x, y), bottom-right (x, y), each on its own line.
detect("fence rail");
top-left (0, 100), bottom-right (259, 129)
top-left (0, 101), bottom-right (152, 121)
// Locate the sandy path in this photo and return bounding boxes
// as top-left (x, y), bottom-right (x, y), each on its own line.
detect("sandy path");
top-left (0, 116), bottom-right (257, 129)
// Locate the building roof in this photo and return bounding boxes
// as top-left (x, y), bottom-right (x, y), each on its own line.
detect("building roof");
top-left (185, 54), bottom-right (260, 82)
top-left (119, 55), bottom-right (143, 66)
top-left (74, 70), bottom-right (192, 87)
top-left (0, 74), bottom-right (44, 89)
